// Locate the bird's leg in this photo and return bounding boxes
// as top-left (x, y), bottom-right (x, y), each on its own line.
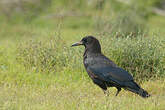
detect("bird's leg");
top-left (103, 90), bottom-right (109, 96)
top-left (115, 87), bottom-right (121, 96)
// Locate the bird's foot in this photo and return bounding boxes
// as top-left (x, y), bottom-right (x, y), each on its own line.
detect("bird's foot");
top-left (115, 88), bottom-right (121, 96)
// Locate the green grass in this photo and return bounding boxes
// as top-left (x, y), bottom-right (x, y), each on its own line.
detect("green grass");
top-left (0, 28), bottom-right (164, 110)
top-left (0, 72), bottom-right (165, 110)
top-left (0, 3), bottom-right (165, 109)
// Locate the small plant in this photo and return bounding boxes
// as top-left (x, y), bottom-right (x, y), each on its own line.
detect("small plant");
top-left (100, 35), bottom-right (165, 82)
top-left (17, 40), bottom-right (55, 73)
top-left (16, 35), bottom-right (84, 74)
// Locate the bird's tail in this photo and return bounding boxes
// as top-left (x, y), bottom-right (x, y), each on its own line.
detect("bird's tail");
top-left (125, 81), bottom-right (150, 98)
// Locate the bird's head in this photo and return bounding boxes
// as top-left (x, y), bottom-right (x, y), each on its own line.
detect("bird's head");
top-left (71, 36), bottom-right (101, 53)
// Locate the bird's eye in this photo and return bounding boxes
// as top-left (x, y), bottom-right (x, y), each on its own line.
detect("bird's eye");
top-left (83, 39), bottom-right (88, 43)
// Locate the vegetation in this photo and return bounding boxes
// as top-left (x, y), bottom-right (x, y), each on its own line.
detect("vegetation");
top-left (0, 0), bottom-right (165, 110)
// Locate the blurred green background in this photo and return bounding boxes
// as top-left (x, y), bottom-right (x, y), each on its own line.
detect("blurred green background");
top-left (0, 0), bottom-right (165, 110)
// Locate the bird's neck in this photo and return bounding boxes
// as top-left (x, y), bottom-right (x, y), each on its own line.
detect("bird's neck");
top-left (83, 47), bottom-right (101, 57)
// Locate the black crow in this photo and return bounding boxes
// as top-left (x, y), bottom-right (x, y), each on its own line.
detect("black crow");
top-left (72, 36), bottom-right (150, 98)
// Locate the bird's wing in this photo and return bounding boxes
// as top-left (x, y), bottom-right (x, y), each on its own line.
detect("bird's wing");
top-left (88, 65), bottom-right (134, 85)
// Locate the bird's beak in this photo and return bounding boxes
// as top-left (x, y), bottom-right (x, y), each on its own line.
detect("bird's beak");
top-left (71, 41), bottom-right (83, 47)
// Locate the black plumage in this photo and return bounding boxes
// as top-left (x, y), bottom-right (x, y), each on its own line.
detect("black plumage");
top-left (72, 36), bottom-right (150, 98)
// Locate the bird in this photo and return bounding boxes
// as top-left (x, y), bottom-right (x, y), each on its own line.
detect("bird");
top-left (71, 36), bottom-right (150, 98)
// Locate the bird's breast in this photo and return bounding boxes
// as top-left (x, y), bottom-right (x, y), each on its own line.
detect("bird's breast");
top-left (83, 57), bottom-right (96, 68)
